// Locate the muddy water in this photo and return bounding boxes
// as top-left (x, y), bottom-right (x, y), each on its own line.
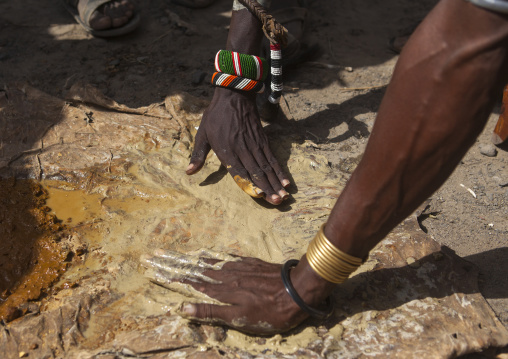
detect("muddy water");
top-left (44, 185), bottom-right (103, 226)
top-left (0, 178), bottom-right (69, 322)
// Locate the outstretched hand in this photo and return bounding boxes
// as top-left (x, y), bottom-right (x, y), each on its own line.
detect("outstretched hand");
top-left (186, 88), bottom-right (290, 205)
top-left (141, 249), bottom-right (309, 335)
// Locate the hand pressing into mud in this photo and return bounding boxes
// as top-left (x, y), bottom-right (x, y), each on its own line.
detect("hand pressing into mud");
top-left (141, 249), bottom-right (321, 335)
top-left (186, 88), bottom-right (290, 205)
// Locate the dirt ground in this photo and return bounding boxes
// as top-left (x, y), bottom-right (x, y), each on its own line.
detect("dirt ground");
top-left (1, 0), bottom-right (507, 355)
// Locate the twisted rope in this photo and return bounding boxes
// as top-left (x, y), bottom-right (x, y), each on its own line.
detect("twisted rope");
top-left (237, 0), bottom-right (288, 47)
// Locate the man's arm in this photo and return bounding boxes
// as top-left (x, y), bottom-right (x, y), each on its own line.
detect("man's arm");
top-left (186, 3), bottom-right (290, 205)
top-left (170, 0), bottom-right (508, 333)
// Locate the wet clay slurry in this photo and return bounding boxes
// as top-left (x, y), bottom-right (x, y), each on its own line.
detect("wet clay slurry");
top-left (44, 185), bottom-right (103, 226)
top-left (0, 179), bottom-right (69, 322)
top-left (234, 175), bottom-right (264, 198)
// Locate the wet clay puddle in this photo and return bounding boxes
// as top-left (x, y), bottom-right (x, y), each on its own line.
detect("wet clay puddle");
top-left (0, 178), bottom-right (69, 322)
top-left (0, 178), bottom-right (176, 323)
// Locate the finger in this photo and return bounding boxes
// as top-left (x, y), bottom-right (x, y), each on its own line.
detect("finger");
top-left (235, 155), bottom-right (282, 204)
top-left (250, 148), bottom-right (289, 201)
top-left (244, 130), bottom-right (290, 197)
top-left (262, 144), bottom-right (291, 189)
top-left (178, 302), bottom-right (234, 326)
top-left (187, 128), bottom-right (211, 175)
top-left (179, 302), bottom-right (281, 334)
top-left (221, 157), bottom-right (265, 199)
top-left (228, 148), bottom-right (280, 204)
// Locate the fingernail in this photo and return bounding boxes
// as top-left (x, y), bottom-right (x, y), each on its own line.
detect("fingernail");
top-left (180, 303), bottom-right (196, 316)
top-left (186, 164), bottom-right (195, 172)
top-left (271, 194), bottom-right (281, 202)
top-left (254, 187), bottom-right (264, 195)
top-left (278, 190), bottom-right (289, 200)
top-left (282, 179), bottom-right (290, 188)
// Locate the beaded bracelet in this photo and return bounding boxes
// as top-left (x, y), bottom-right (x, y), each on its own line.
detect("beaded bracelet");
top-left (215, 50), bottom-right (267, 82)
top-left (211, 72), bottom-right (265, 93)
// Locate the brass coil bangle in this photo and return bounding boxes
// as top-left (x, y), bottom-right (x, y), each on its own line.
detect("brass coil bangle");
top-left (307, 224), bottom-right (363, 283)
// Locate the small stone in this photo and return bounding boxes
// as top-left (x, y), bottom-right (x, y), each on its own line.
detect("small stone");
top-left (191, 71), bottom-right (206, 85)
top-left (492, 176), bottom-right (508, 187)
top-left (478, 143), bottom-right (497, 157)
top-left (19, 352), bottom-right (28, 358)
top-left (108, 59), bottom-right (120, 66)
top-left (406, 257), bottom-right (420, 268)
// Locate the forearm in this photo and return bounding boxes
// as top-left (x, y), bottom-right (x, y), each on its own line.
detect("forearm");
top-left (227, 3), bottom-right (263, 53)
top-left (293, 0), bottom-right (508, 304)
top-left (326, 0), bottom-right (508, 259)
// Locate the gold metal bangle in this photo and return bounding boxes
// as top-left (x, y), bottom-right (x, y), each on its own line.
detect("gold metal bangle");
top-left (306, 224), bottom-right (363, 283)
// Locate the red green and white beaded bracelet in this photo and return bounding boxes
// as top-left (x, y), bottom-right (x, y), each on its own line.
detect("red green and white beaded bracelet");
top-left (211, 72), bottom-right (265, 93)
top-left (215, 50), bottom-right (268, 82)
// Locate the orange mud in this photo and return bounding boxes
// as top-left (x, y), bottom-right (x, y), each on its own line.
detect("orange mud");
top-left (0, 179), bottom-right (69, 322)
top-left (233, 175), bottom-right (263, 198)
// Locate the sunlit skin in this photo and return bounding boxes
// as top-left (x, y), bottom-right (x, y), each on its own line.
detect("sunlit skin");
top-left (169, 0), bottom-right (508, 334)
top-left (185, 9), bottom-right (290, 205)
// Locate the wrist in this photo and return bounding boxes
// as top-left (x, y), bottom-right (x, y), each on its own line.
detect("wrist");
top-left (212, 86), bottom-right (257, 103)
top-left (289, 255), bottom-right (336, 308)
top-left (227, 9), bottom-right (263, 54)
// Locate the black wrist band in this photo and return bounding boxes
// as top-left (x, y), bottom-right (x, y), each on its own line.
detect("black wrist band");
top-left (281, 259), bottom-right (334, 320)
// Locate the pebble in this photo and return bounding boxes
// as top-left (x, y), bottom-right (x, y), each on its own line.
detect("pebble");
top-left (406, 256), bottom-right (420, 268)
top-left (492, 176), bottom-right (508, 187)
top-left (109, 59), bottom-right (120, 67)
top-left (478, 143), bottom-right (497, 157)
top-left (191, 71), bottom-right (206, 85)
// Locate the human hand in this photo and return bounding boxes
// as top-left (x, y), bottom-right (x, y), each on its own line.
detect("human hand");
top-left (141, 249), bottom-right (330, 335)
top-left (186, 88), bottom-right (290, 205)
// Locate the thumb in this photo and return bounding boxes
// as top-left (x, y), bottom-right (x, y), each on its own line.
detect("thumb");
top-left (186, 130), bottom-right (211, 175)
top-left (178, 302), bottom-right (232, 324)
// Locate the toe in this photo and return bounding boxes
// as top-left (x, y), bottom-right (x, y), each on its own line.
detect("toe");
top-left (85, 0), bottom-right (135, 30)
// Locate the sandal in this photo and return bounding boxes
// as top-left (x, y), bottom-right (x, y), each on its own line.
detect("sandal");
top-left (61, 0), bottom-right (140, 37)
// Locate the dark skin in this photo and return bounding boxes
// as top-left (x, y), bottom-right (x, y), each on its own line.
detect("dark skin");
top-left (170, 0), bottom-right (508, 334)
top-left (186, 10), bottom-right (290, 205)
top-left (77, 0), bottom-right (135, 30)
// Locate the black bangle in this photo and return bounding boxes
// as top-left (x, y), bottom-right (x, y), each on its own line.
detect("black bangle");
top-left (281, 259), bottom-right (334, 320)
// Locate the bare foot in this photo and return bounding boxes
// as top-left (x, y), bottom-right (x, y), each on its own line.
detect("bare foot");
top-left (77, 0), bottom-right (135, 30)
